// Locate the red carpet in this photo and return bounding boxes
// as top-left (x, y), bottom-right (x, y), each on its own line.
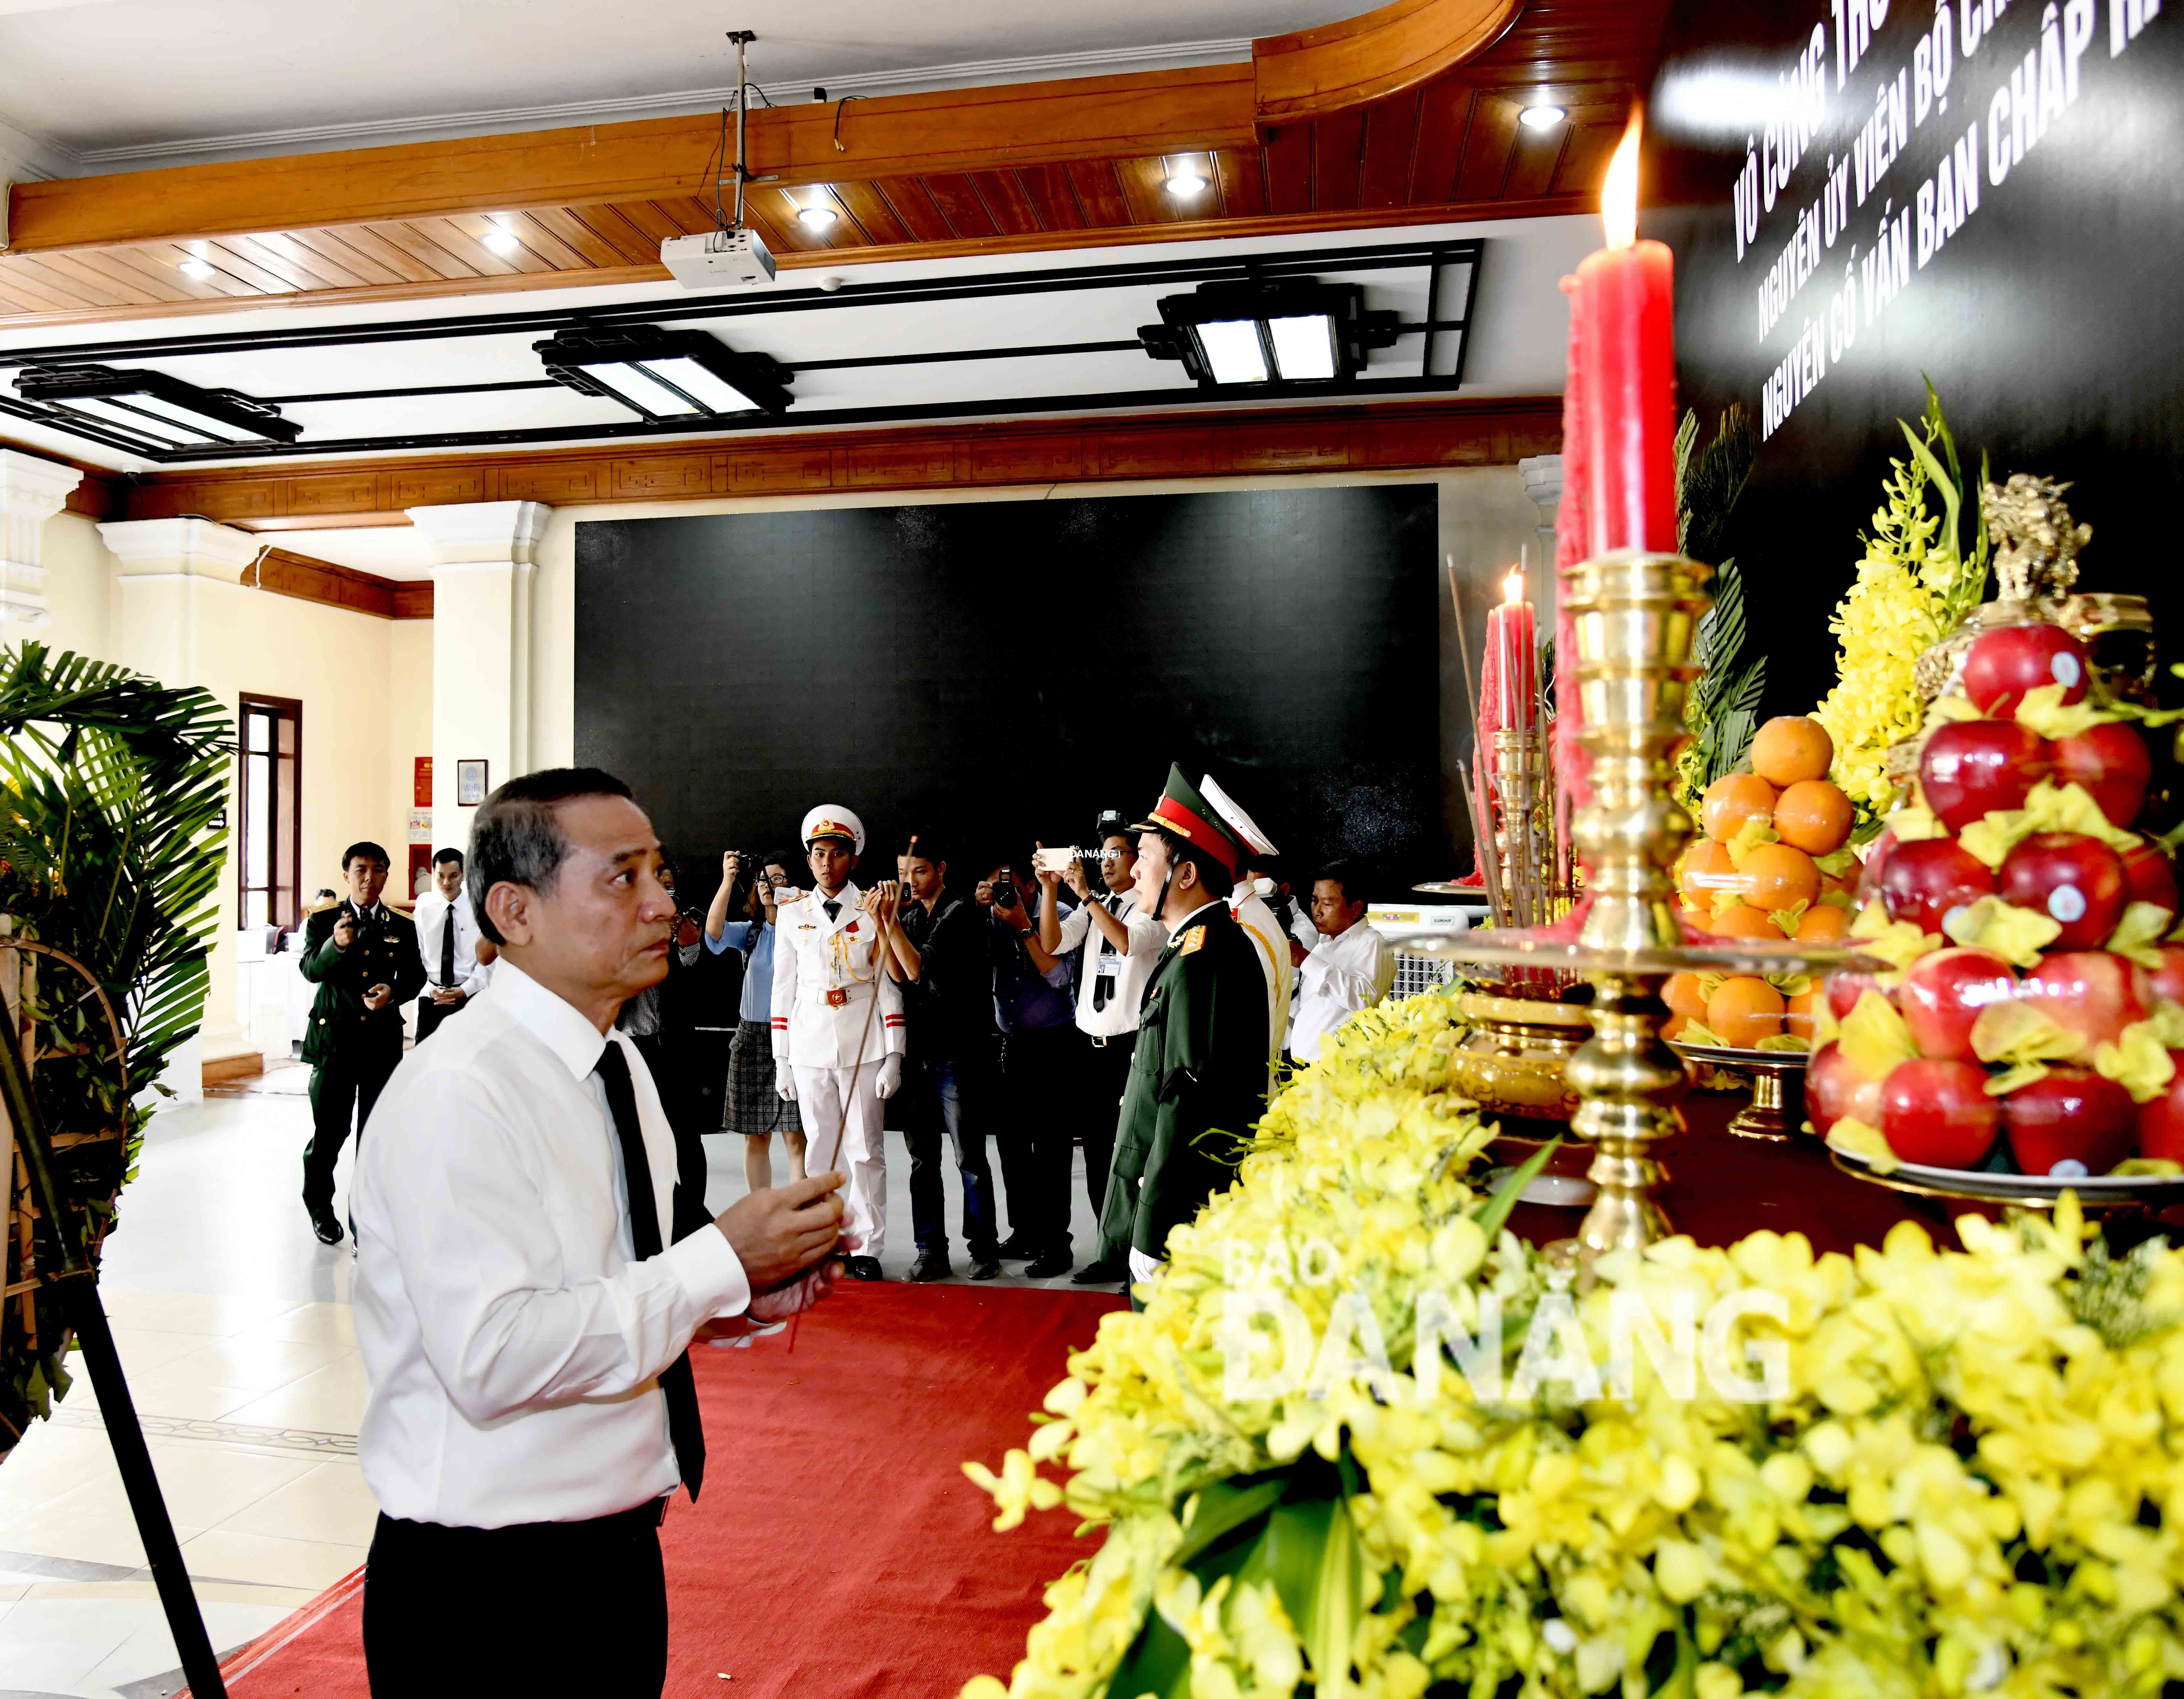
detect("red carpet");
top-left (195, 1283), bottom-right (1123, 1699)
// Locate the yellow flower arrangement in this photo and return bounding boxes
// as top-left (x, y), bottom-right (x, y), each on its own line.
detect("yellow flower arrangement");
top-left (964, 988), bottom-right (2184, 1699)
top-left (1813, 389), bottom-right (1989, 831)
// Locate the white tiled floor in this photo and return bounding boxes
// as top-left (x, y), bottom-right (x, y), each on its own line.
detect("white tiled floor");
top-left (0, 1058), bottom-right (1109, 1696)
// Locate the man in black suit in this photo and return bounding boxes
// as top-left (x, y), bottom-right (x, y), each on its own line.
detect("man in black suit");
top-left (300, 841), bottom-right (425, 1245)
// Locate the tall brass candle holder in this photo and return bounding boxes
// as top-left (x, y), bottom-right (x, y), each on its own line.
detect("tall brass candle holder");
top-left (1388, 550), bottom-right (1872, 1259)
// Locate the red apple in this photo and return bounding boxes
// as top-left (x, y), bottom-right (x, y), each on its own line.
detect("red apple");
top-left (1825, 968), bottom-right (1894, 1022)
top-left (1857, 829), bottom-right (1900, 906)
top-left (1878, 838), bottom-right (1997, 934)
top-left (2136, 1059), bottom-right (2184, 1162)
top-left (1960, 621), bottom-right (2091, 716)
top-left (1807, 1040), bottom-right (1885, 1135)
top-left (1919, 720), bottom-right (2053, 832)
top-left (2120, 837), bottom-right (2179, 915)
top-left (1880, 1057), bottom-right (2001, 1167)
top-left (1899, 948), bottom-right (2018, 1060)
top-left (2051, 722), bottom-right (2153, 829)
top-left (2001, 1067), bottom-right (2136, 1177)
top-left (1998, 833), bottom-right (2127, 950)
top-left (2147, 946), bottom-right (2184, 1009)
top-left (2016, 950), bottom-right (2153, 1048)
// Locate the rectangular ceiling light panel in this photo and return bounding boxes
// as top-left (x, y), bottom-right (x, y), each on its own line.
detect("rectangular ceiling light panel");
top-left (1194, 319), bottom-right (1269, 386)
top-left (533, 328), bottom-right (791, 419)
top-left (1266, 314), bottom-right (1338, 382)
top-left (13, 361), bottom-right (301, 447)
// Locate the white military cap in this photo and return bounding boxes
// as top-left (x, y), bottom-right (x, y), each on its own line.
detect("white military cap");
top-left (800, 805), bottom-right (866, 854)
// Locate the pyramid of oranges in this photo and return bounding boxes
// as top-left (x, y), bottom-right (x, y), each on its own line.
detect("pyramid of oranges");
top-left (1664, 715), bottom-right (1857, 1049)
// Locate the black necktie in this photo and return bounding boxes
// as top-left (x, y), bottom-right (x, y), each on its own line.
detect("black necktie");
top-left (438, 905), bottom-right (455, 988)
top-left (823, 899), bottom-right (840, 922)
top-left (593, 1044), bottom-right (706, 1502)
top-left (1092, 896), bottom-right (1120, 1012)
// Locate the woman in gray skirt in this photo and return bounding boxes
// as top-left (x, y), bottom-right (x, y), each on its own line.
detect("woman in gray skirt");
top-left (703, 849), bottom-right (806, 1191)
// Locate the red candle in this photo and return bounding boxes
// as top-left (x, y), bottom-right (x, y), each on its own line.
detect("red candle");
top-left (1574, 116), bottom-right (1678, 557)
top-left (1486, 567), bottom-right (1536, 729)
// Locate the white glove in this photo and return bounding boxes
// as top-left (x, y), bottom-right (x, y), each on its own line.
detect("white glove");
top-left (875, 1053), bottom-right (903, 1100)
top-left (775, 1061), bottom-right (798, 1101)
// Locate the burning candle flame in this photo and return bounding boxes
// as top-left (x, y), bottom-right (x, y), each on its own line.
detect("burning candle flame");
top-left (1502, 568), bottom-right (1524, 604)
top-left (1602, 111), bottom-right (1642, 249)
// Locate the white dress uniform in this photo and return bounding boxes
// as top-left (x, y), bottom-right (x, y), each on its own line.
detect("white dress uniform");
top-left (1228, 888), bottom-right (1294, 1087)
top-left (770, 877), bottom-right (905, 1256)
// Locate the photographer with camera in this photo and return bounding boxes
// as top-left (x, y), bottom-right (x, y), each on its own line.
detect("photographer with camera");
top-left (1036, 814), bottom-right (1160, 1287)
top-left (705, 850), bottom-right (808, 1195)
top-left (299, 841), bottom-right (426, 1246)
top-left (866, 837), bottom-right (1002, 1283)
top-left (979, 854), bottom-right (1078, 1279)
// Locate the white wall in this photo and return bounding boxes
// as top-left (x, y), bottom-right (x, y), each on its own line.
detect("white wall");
top-left (388, 618), bottom-right (435, 878)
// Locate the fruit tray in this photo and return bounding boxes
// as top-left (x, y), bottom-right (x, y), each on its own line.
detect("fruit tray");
top-left (1667, 1040), bottom-right (1811, 1141)
top-left (1829, 1145), bottom-right (2184, 1210)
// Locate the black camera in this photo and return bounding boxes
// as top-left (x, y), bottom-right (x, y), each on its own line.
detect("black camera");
top-left (990, 869), bottom-right (1019, 908)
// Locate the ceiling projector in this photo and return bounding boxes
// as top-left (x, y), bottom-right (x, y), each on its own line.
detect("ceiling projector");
top-left (660, 228), bottom-right (777, 290)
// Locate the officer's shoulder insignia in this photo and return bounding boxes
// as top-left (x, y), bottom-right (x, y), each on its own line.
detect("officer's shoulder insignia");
top-left (1178, 925), bottom-right (1207, 955)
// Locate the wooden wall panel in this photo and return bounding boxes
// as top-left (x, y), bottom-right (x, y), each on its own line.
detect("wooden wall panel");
top-left (121, 398), bottom-right (1561, 528)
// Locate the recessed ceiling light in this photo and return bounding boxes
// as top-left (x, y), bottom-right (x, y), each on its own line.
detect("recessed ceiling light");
top-left (797, 204), bottom-right (839, 230)
top-left (1518, 104), bottom-right (1567, 131)
top-left (1165, 171), bottom-right (1209, 197)
top-left (177, 257), bottom-right (216, 280)
top-left (482, 224), bottom-right (522, 255)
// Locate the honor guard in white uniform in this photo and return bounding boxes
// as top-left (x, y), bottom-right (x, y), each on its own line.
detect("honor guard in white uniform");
top-left (1202, 774), bottom-right (1293, 1091)
top-left (771, 805), bottom-right (903, 1280)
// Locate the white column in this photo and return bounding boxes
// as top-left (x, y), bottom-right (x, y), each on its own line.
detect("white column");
top-left (407, 501), bottom-right (551, 850)
top-left (1519, 454), bottom-right (1564, 560)
top-left (0, 450), bottom-right (86, 630)
top-left (99, 516), bottom-right (269, 1094)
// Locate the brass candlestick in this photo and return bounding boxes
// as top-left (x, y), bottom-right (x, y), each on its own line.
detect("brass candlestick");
top-left (1397, 551), bottom-right (1878, 1257)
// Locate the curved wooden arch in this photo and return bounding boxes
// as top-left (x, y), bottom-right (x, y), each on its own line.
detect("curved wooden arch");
top-left (1252, 0), bottom-right (1527, 125)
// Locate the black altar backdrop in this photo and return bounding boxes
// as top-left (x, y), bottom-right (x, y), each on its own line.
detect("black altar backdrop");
top-left (1648, 0), bottom-right (2184, 719)
top-left (574, 487), bottom-right (1444, 907)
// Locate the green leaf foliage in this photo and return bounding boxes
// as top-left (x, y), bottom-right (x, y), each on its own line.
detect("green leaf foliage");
top-left (1672, 403), bottom-right (1767, 813)
top-left (0, 643), bottom-right (232, 1457)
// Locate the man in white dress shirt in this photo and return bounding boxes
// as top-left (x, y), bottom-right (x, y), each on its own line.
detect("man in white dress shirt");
top-left (1287, 860), bottom-right (1397, 1064)
top-left (771, 803), bottom-right (904, 1282)
top-left (409, 846), bottom-right (489, 1042)
top-left (353, 768), bottom-right (851, 1696)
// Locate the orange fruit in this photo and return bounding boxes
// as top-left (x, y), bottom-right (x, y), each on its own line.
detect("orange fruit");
top-left (1702, 772), bottom-right (1780, 843)
top-left (1750, 716), bottom-right (1835, 787)
top-left (1664, 972), bottom-right (1709, 1019)
top-left (1707, 976), bottom-right (1787, 1048)
top-left (1740, 842), bottom-right (1821, 913)
top-left (1664, 1011), bottom-right (1690, 1040)
top-left (1774, 779), bottom-right (1855, 855)
top-left (1678, 840), bottom-right (1747, 905)
top-left (1795, 903), bottom-right (1849, 942)
top-left (1786, 989), bottom-right (1818, 1039)
top-left (1708, 903), bottom-right (1788, 941)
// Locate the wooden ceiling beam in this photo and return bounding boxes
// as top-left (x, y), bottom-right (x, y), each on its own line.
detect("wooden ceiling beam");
top-left (4, 65), bottom-right (1259, 255)
top-left (1253, 0), bottom-right (1525, 125)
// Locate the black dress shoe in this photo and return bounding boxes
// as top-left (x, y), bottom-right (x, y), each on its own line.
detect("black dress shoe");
top-left (967, 1255), bottom-right (1002, 1281)
top-left (844, 1255), bottom-right (884, 1281)
top-left (1025, 1249), bottom-right (1073, 1280)
top-left (994, 1235), bottom-right (1039, 1260)
top-left (909, 1252), bottom-right (952, 1283)
top-left (308, 1207), bottom-right (343, 1246)
top-left (1070, 1257), bottom-right (1126, 1285)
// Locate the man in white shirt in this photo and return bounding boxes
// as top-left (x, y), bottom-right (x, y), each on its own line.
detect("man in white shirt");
top-left (1287, 860), bottom-right (1397, 1064)
top-left (410, 846), bottom-right (489, 1043)
top-left (353, 768), bottom-right (851, 1696)
top-left (1038, 821), bottom-right (1160, 1287)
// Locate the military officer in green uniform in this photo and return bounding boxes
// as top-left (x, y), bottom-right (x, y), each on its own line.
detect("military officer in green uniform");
top-left (1097, 766), bottom-right (1269, 1303)
top-left (300, 841), bottom-right (425, 1244)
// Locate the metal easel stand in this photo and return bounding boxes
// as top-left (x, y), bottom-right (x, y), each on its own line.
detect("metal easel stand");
top-left (0, 993), bottom-right (227, 1698)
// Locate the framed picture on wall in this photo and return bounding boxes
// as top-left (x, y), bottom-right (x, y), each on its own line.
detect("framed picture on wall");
top-left (456, 759), bottom-right (489, 806)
